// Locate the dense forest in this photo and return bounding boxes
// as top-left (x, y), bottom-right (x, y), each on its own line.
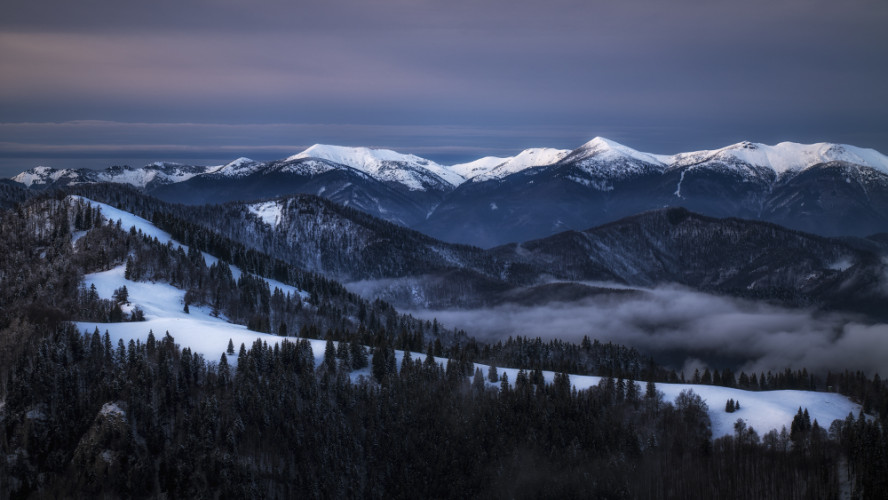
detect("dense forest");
top-left (0, 188), bottom-right (886, 498)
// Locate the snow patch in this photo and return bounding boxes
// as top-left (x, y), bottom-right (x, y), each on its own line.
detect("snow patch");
top-left (100, 402), bottom-right (126, 420)
top-left (248, 201), bottom-right (283, 227)
top-left (828, 257), bottom-right (854, 272)
top-left (674, 170), bottom-right (686, 198)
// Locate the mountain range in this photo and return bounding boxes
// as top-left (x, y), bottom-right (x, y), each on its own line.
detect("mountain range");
top-left (11, 137), bottom-right (888, 247)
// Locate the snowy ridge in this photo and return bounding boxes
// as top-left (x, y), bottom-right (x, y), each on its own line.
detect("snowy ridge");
top-left (13, 164), bottom-right (211, 189)
top-left (206, 157), bottom-right (261, 178)
top-left (290, 144), bottom-right (464, 190)
top-left (13, 166), bottom-right (82, 187)
top-left (574, 137), bottom-right (670, 166)
top-left (669, 141), bottom-right (888, 175)
top-left (449, 156), bottom-right (509, 180)
top-left (276, 158), bottom-right (338, 176)
top-left (470, 148), bottom-right (571, 182)
top-left (10, 139), bottom-right (888, 193)
top-left (558, 137), bottom-right (668, 181)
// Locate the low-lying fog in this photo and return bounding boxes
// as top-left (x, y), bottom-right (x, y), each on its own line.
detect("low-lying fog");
top-left (401, 285), bottom-right (888, 376)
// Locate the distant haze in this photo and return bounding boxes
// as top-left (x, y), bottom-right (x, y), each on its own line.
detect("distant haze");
top-left (2, 0), bottom-right (887, 178)
top-left (408, 286), bottom-right (888, 377)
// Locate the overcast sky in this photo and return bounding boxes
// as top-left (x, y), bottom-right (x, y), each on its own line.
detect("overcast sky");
top-left (2, 0), bottom-right (887, 176)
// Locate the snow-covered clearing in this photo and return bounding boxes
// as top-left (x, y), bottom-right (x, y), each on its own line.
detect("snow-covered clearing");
top-left (75, 265), bottom-right (322, 367)
top-left (248, 201), bottom-right (283, 227)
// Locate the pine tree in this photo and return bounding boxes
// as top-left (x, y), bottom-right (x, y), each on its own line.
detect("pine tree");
top-left (472, 368), bottom-right (485, 393)
top-left (487, 364), bottom-right (499, 383)
top-left (350, 339), bottom-right (368, 370)
top-left (324, 338), bottom-right (336, 372)
top-left (227, 338), bottom-right (235, 355)
top-left (372, 347), bottom-right (387, 382)
top-left (218, 353), bottom-right (230, 385)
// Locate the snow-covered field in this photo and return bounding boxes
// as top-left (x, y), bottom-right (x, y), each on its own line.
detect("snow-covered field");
top-left (72, 197), bottom-right (863, 440)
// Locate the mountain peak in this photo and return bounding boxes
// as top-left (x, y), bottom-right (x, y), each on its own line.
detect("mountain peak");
top-left (289, 144), bottom-right (464, 190)
top-left (208, 157), bottom-right (261, 177)
top-left (672, 141), bottom-right (888, 175)
top-left (12, 165), bottom-right (75, 187)
top-left (567, 137), bottom-right (668, 169)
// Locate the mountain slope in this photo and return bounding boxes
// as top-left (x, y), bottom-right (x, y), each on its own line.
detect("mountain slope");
top-left (68, 184), bottom-right (888, 316)
top-left (493, 207), bottom-right (883, 307)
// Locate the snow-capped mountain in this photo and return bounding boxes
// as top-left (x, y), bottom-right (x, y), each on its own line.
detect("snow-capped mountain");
top-left (669, 140), bottom-right (888, 176)
top-left (450, 148), bottom-right (570, 182)
top-left (289, 144), bottom-right (463, 191)
top-left (12, 163), bottom-right (211, 190)
top-left (419, 138), bottom-right (888, 246)
top-left (9, 137), bottom-right (888, 246)
top-left (560, 137), bottom-right (669, 177)
top-left (205, 157), bottom-right (262, 178)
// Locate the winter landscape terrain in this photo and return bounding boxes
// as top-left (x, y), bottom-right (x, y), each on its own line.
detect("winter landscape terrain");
top-left (70, 197), bottom-right (863, 440)
top-left (2, 151), bottom-right (887, 497)
top-left (4, 0), bottom-right (887, 495)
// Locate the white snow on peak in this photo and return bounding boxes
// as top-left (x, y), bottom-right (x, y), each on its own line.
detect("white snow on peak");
top-left (248, 201), bottom-right (283, 227)
top-left (470, 148), bottom-right (571, 182)
top-left (449, 156), bottom-right (509, 180)
top-left (670, 141), bottom-right (888, 175)
top-left (12, 166), bottom-right (76, 187)
top-left (290, 144), bottom-right (464, 190)
top-left (95, 168), bottom-right (160, 189)
top-left (209, 157), bottom-right (261, 177)
top-left (575, 137), bottom-right (669, 166)
top-left (278, 158), bottom-right (337, 176)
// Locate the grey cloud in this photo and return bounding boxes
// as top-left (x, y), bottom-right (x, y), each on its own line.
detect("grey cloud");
top-left (406, 286), bottom-right (888, 376)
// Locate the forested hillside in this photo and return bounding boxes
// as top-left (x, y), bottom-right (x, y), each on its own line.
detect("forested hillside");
top-left (63, 184), bottom-right (888, 316)
top-left (1, 188), bottom-right (886, 498)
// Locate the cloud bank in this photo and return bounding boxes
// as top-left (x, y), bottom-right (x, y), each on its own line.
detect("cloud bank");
top-left (407, 286), bottom-right (888, 376)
